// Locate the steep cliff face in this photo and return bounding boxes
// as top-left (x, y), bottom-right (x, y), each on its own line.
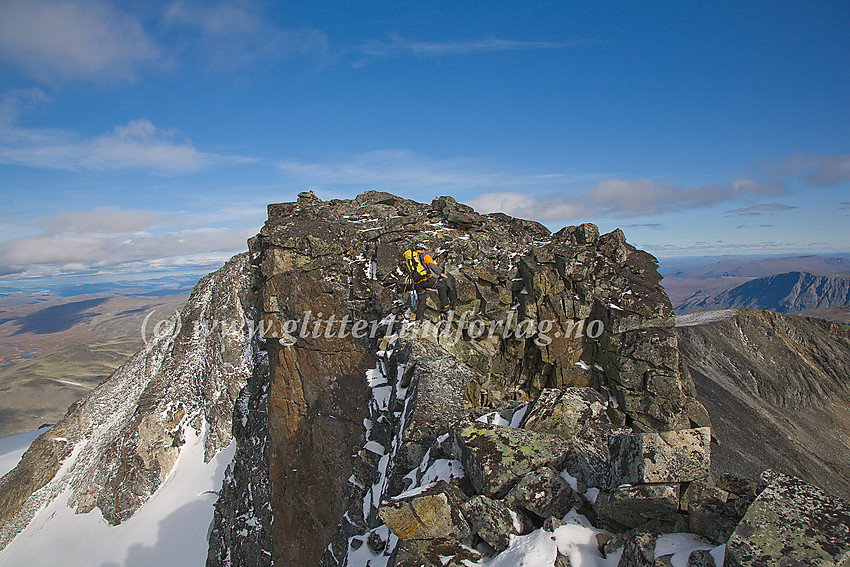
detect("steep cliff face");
top-left (0, 254), bottom-right (254, 550)
top-left (245, 191), bottom-right (707, 565)
top-left (677, 309), bottom-right (850, 500)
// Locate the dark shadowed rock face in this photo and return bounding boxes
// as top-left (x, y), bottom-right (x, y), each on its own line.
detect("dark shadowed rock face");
top-left (247, 190), bottom-right (705, 565)
top-left (677, 309), bottom-right (850, 500)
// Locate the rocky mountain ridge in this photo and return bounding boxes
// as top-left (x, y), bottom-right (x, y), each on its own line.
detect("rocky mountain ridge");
top-left (676, 271), bottom-right (850, 314)
top-left (235, 190), bottom-right (709, 565)
top-left (0, 191), bottom-right (848, 567)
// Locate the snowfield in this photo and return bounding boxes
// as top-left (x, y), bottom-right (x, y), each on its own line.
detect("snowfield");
top-left (0, 427), bottom-right (234, 567)
top-left (675, 309), bottom-right (738, 327)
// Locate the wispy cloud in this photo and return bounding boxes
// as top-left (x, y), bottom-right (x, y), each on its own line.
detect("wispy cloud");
top-left (724, 203), bottom-right (797, 217)
top-left (0, 117), bottom-right (251, 173)
top-left (840, 201), bottom-right (850, 209)
top-left (277, 149), bottom-right (604, 199)
top-left (624, 223), bottom-right (664, 230)
top-left (643, 240), bottom-right (799, 257)
top-left (467, 178), bottom-right (786, 221)
top-left (764, 153), bottom-right (850, 188)
top-left (465, 192), bottom-right (595, 222)
top-left (0, 88), bottom-right (48, 132)
top-left (280, 149), bottom-right (509, 192)
top-left (0, 0), bottom-right (160, 82)
top-left (353, 33), bottom-right (590, 66)
top-left (164, 0), bottom-right (330, 70)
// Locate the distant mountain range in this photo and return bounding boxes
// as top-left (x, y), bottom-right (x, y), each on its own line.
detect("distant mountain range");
top-left (675, 271), bottom-right (850, 314)
top-left (660, 254), bottom-right (850, 306)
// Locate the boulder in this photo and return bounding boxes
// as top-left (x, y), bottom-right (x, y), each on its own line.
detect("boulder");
top-left (521, 388), bottom-right (628, 490)
top-left (460, 494), bottom-right (526, 552)
top-left (616, 532), bottom-right (658, 567)
top-left (687, 549), bottom-right (717, 567)
top-left (503, 467), bottom-right (583, 521)
top-left (595, 484), bottom-right (681, 531)
top-left (725, 471), bottom-right (850, 566)
top-left (681, 480), bottom-right (743, 544)
top-left (521, 388), bottom-right (611, 438)
top-left (607, 428), bottom-right (710, 487)
top-left (679, 479), bottom-right (729, 511)
top-left (378, 481), bottom-right (470, 541)
top-left (449, 423), bottom-right (572, 498)
top-left (395, 539), bottom-right (484, 567)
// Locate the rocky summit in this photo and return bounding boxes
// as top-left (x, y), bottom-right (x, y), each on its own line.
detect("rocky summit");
top-left (1, 191), bottom-right (849, 567)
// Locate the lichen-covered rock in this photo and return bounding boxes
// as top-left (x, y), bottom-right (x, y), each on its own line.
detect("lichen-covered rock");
top-left (394, 538), bottom-right (484, 567)
top-left (679, 479), bottom-right (729, 511)
top-left (460, 494), bottom-right (526, 552)
top-left (607, 428), bottom-right (710, 487)
top-left (521, 387), bottom-right (630, 490)
top-left (379, 481), bottom-right (470, 541)
top-left (725, 471), bottom-right (850, 566)
top-left (595, 484), bottom-right (681, 531)
top-left (503, 467), bottom-right (583, 521)
top-left (207, 352), bottom-right (273, 567)
top-left (687, 549), bottom-right (717, 567)
top-left (521, 388), bottom-right (614, 438)
top-left (616, 531), bottom-right (659, 567)
top-left (449, 423), bottom-right (572, 498)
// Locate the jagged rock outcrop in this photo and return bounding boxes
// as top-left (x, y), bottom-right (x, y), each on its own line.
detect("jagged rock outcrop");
top-left (0, 254), bottom-right (254, 549)
top-left (676, 271), bottom-right (850, 314)
top-left (676, 308), bottom-right (850, 500)
top-left (245, 190), bottom-right (707, 565)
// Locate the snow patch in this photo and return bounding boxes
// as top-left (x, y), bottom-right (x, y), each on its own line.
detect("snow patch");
top-left (0, 426), bottom-right (235, 567)
top-left (654, 533), bottom-right (722, 567)
top-left (675, 309), bottom-right (738, 327)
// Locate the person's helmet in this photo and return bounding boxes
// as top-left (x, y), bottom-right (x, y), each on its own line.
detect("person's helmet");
top-left (413, 242), bottom-right (427, 251)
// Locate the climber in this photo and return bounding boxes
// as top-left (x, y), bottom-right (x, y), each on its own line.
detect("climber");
top-left (400, 244), bottom-right (451, 322)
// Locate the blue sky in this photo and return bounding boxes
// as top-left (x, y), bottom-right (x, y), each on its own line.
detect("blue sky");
top-left (0, 0), bottom-right (848, 291)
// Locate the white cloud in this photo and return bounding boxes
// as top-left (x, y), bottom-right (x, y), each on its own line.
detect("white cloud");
top-left (585, 178), bottom-right (784, 216)
top-left (37, 207), bottom-right (160, 235)
top-left (466, 178), bottom-right (787, 221)
top-left (275, 149), bottom-right (796, 223)
top-left (0, 207), bottom-right (253, 278)
top-left (465, 192), bottom-right (594, 222)
top-left (0, 0), bottom-right (160, 82)
top-left (0, 118), bottom-right (248, 173)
